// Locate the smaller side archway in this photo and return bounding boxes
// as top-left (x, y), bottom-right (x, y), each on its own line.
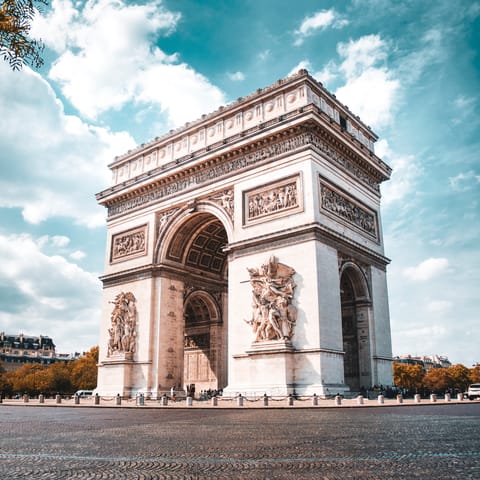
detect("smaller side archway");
top-left (183, 290), bottom-right (224, 393)
top-left (339, 262), bottom-right (372, 392)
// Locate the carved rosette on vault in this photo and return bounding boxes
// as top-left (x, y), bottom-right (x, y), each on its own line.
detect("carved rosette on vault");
top-left (107, 292), bottom-right (137, 359)
top-left (246, 256), bottom-right (297, 343)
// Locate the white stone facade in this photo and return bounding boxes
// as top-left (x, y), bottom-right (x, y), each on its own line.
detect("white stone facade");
top-left (95, 70), bottom-right (393, 398)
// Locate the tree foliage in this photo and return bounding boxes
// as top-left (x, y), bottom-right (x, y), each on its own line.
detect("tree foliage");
top-left (0, 0), bottom-right (47, 70)
top-left (70, 346), bottom-right (99, 391)
top-left (393, 362), bottom-right (477, 396)
top-left (423, 367), bottom-right (450, 392)
top-left (393, 363), bottom-right (424, 391)
top-left (470, 365), bottom-right (480, 384)
top-left (1, 346), bottom-right (99, 396)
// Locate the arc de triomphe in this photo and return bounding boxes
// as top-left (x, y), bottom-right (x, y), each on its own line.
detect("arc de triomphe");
top-left (95, 70), bottom-right (393, 397)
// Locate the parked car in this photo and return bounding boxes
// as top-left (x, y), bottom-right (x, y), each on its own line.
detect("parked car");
top-left (467, 384), bottom-right (480, 400)
top-left (75, 390), bottom-right (93, 398)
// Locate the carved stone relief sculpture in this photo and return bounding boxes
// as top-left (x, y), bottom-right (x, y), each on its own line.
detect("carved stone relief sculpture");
top-left (244, 175), bottom-right (302, 225)
top-left (107, 292), bottom-right (137, 356)
top-left (320, 181), bottom-right (378, 239)
top-left (156, 208), bottom-right (180, 239)
top-left (111, 225), bottom-right (147, 263)
top-left (246, 256), bottom-right (297, 342)
top-left (208, 189), bottom-right (234, 221)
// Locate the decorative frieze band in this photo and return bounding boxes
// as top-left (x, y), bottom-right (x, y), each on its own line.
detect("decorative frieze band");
top-left (320, 180), bottom-right (378, 240)
top-left (244, 175), bottom-right (302, 225)
top-left (106, 128), bottom-right (379, 218)
top-left (111, 224), bottom-right (148, 263)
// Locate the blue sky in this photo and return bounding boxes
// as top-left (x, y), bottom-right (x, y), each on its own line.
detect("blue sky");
top-left (0, 0), bottom-right (478, 366)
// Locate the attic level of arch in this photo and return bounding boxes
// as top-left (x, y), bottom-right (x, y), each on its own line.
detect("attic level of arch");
top-left (109, 70), bottom-right (377, 169)
top-left (98, 117), bottom-right (391, 220)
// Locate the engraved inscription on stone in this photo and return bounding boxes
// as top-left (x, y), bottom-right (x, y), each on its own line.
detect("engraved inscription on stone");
top-left (107, 292), bottom-right (137, 357)
top-left (244, 175), bottom-right (302, 225)
top-left (111, 225), bottom-right (147, 263)
top-left (320, 181), bottom-right (378, 239)
top-left (246, 256), bottom-right (297, 342)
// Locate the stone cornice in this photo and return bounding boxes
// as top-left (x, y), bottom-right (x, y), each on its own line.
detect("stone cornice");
top-left (99, 263), bottom-right (228, 289)
top-left (97, 110), bottom-right (390, 220)
top-left (99, 221), bottom-right (389, 287)
top-left (225, 222), bottom-right (391, 270)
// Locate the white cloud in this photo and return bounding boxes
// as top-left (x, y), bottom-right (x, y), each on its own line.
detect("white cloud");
top-left (377, 139), bottom-right (421, 207)
top-left (51, 235), bottom-right (71, 248)
top-left (70, 250), bottom-right (87, 260)
top-left (398, 28), bottom-right (445, 84)
top-left (403, 258), bottom-right (449, 282)
top-left (294, 9), bottom-right (348, 46)
top-left (134, 62), bottom-right (225, 127)
top-left (257, 50), bottom-right (270, 62)
top-left (312, 60), bottom-right (338, 86)
top-left (334, 35), bottom-right (400, 129)
top-left (0, 233), bottom-right (100, 352)
top-left (227, 71), bottom-right (245, 81)
top-left (426, 300), bottom-right (453, 314)
top-left (449, 170), bottom-right (480, 191)
top-left (287, 60), bottom-right (312, 77)
top-left (0, 63), bottom-right (135, 226)
top-left (398, 325), bottom-right (447, 338)
top-left (33, 0), bottom-right (225, 127)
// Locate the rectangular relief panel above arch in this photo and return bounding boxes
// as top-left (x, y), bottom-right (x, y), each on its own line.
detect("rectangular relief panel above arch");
top-left (318, 176), bottom-right (379, 243)
top-left (110, 224), bottom-right (149, 264)
top-left (242, 173), bottom-right (304, 227)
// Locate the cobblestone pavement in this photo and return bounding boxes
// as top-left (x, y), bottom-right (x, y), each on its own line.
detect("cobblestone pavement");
top-left (0, 403), bottom-right (479, 479)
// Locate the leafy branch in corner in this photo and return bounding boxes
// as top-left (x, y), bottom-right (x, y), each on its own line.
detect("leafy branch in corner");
top-left (0, 0), bottom-right (48, 70)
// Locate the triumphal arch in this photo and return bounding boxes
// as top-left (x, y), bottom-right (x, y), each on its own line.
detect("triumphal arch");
top-left (95, 70), bottom-right (393, 397)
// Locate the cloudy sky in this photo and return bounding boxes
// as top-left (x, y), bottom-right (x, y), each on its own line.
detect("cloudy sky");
top-left (0, 0), bottom-right (478, 366)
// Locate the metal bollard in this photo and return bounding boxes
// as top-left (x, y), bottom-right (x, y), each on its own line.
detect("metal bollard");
top-left (23, 394), bottom-right (29, 403)
top-left (94, 393), bottom-right (100, 405)
top-left (186, 396), bottom-right (193, 407)
top-left (377, 394), bottom-right (384, 405)
top-left (457, 392), bottom-right (463, 401)
top-left (74, 394), bottom-right (80, 405)
top-left (312, 394), bottom-right (318, 406)
top-left (55, 394), bottom-right (61, 404)
top-left (357, 395), bottom-right (364, 405)
top-left (335, 395), bottom-right (342, 406)
top-left (211, 396), bottom-right (218, 406)
top-left (237, 394), bottom-right (244, 407)
top-left (138, 393), bottom-right (145, 406)
top-left (263, 394), bottom-right (269, 407)
top-left (430, 393), bottom-right (437, 403)
top-left (414, 394), bottom-right (421, 403)
top-left (445, 393), bottom-right (451, 402)
top-left (396, 394), bottom-right (403, 404)
top-left (288, 394), bottom-right (294, 406)
top-left (161, 395), bottom-right (168, 406)
top-left (39, 394), bottom-right (44, 404)
top-left (115, 394), bottom-right (121, 406)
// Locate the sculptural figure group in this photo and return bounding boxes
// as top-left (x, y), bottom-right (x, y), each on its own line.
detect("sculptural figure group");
top-left (107, 291), bottom-right (137, 356)
top-left (247, 256), bottom-right (297, 342)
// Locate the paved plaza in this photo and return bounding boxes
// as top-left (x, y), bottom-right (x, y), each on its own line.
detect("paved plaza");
top-left (0, 402), bottom-right (479, 479)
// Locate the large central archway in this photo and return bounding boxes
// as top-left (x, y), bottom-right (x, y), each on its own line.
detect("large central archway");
top-left (161, 210), bottom-right (229, 395)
